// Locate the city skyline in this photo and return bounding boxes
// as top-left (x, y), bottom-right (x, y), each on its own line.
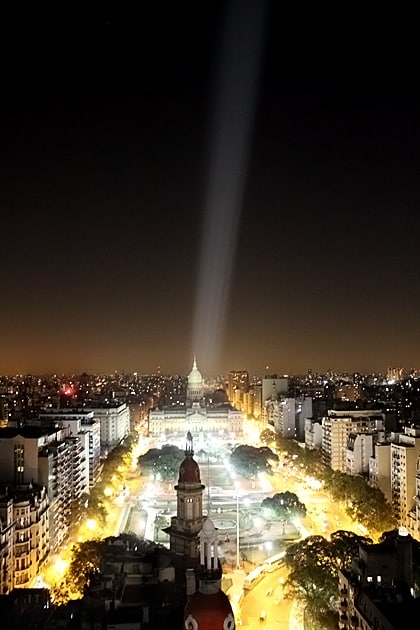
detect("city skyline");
top-left (1, 4), bottom-right (419, 375)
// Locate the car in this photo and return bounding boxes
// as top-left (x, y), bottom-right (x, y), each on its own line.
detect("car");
top-left (260, 611), bottom-right (267, 622)
top-left (265, 587), bottom-right (273, 597)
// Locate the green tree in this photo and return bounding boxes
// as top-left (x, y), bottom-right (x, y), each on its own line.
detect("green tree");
top-left (329, 530), bottom-right (372, 569)
top-left (230, 445), bottom-right (278, 478)
top-left (284, 532), bottom-right (371, 628)
top-left (138, 444), bottom-right (184, 481)
top-left (325, 470), bottom-right (397, 534)
top-left (261, 492), bottom-right (306, 522)
top-left (275, 438), bottom-right (324, 478)
top-left (67, 539), bottom-right (103, 595)
top-left (154, 514), bottom-right (170, 541)
top-left (285, 536), bottom-right (338, 617)
top-left (80, 486), bottom-right (108, 527)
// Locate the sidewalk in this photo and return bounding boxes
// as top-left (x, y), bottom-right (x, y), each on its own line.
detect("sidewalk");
top-left (224, 568), bottom-right (245, 624)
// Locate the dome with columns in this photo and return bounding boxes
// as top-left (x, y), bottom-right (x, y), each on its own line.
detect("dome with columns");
top-left (188, 357), bottom-right (203, 386)
top-left (182, 517), bottom-right (236, 630)
top-left (187, 357), bottom-right (204, 403)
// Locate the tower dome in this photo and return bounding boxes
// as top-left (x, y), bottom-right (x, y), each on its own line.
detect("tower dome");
top-left (188, 357), bottom-right (203, 385)
top-left (184, 591), bottom-right (235, 630)
top-left (178, 431), bottom-right (201, 484)
top-left (179, 456), bottom-right (201, 484)
top-left (187, 357), bottom-right (204, 403)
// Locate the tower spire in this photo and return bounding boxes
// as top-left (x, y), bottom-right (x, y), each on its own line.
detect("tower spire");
top-left (185, 430), bottom-right (194, 456)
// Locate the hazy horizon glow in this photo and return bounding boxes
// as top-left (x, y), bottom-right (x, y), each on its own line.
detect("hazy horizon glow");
top-left (0, 8), bottom-right (419, 376)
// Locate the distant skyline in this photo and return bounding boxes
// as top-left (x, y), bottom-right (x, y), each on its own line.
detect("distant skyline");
top-left (1, 4), bottom-right (419, 376)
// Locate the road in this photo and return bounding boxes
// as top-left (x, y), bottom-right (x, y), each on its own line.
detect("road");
top-left (240, 565), bottom-right (290, 629)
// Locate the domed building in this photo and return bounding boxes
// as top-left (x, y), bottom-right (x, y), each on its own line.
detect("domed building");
top-left (148, 359), bottom-right (243, 441)
top-left (187, 357), bottom-right (204, 403)
top-left (183, 517), bottom-right (236, 630)
top-left (164, 432), bottom-right (205, 560)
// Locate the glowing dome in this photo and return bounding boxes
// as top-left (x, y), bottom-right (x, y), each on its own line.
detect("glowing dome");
top-left (188, 357), bottom-right (203, 386)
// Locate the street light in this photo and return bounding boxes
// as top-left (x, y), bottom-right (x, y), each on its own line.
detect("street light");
top-left (235, 482), bottom-right (241, 570)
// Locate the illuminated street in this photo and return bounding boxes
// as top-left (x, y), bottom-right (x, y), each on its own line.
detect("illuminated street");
top-left (240, 565), bottom-right (291, 629)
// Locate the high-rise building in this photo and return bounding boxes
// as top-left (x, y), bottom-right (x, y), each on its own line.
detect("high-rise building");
top-left (390, 427), bottom-right (420, 528)
top-left (0, 495), bottom-right (14, 594)
top-left (0, 426), bottom-right (87, 551)
top-left (322, 410), bottom-right (384, 472)
top-left (38, 410), bottom-right (101, 487)
top-left (368, 440), bottom-right (392, 503)
top-left (84, 403), bottom-right (130, 455)
top-left (227, 371), bottom-right (249, 405)
top-left (0, 483), bottom-right (49, 590)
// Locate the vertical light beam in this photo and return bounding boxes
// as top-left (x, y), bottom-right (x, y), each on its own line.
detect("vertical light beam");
top-left (192, 0), bottom-right (267, 372)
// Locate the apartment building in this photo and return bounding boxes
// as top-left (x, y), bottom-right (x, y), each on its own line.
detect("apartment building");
top-left (85, 403), bottom-right (130, 455)
top-left (39, 410), bottom-right (101, 487)
top-left (369, 441), bottom-right (392, 503)
top-left (0, 483), bottom-right (49, 591)
top-left (338, 529), bottom-right (420, 630)
top-left (322, 410), bottom-right (384, 472)
top-left (390, 427), bottom-right (420, 528)
top-left (0, 426), bottom-right (87, 552)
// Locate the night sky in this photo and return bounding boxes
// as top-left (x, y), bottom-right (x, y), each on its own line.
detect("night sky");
top-left (1, 4), bottom-right (419, 376)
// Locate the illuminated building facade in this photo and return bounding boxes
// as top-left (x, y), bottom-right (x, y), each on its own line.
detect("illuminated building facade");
top-left (39, 410), bottom-right (101, 487)
top-left (322, 410), bottom-right (384, 472)
top-left (0, 483), bottom-right (49, 591)
top-left (368, 441), bottom-right (392, 503)
top-left (227, 371), bottom-right (249, 405)
top-left (389, 427), bottom-right (420, 528)
top-left (0, 427), bottom-right (88, 551)
top-left (0, 497), bottom-right (14, 594)
top-left (86, 403), bottom-right (130, 454)
top-left (148, 359), bottom-right (243, 439)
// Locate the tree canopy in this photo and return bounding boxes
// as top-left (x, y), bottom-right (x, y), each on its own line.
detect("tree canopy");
top-left (66, 539), bottom-right (103, 596)
top-left (230, 445), bottom-right (278, 478)
top-left (261, 491), bottom-right (306, 522)
top-left (260, 429), bottom-right (276, 444)
top-left (324, 470), bottom-right (397, 534)
top-left (284, 531), bottom-right (371, 628)
top-left (138, 444), bottom-right (184, 481)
